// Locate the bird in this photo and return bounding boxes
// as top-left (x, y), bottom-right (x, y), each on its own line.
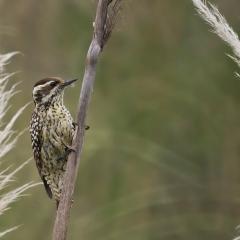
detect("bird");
top-left (30, 77), bottom-right (79, 207)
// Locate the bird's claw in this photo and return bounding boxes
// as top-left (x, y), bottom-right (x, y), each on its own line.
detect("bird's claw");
top-left (64, 144), bottom-right (76, 153)
top-left (73, 122), bottom-right (90, 130)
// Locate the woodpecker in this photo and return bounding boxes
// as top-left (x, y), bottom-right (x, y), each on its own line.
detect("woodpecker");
top-left (30, 77), bottom-right (78, 206)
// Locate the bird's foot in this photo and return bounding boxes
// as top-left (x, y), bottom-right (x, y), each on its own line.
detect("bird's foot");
top-left (73, 122), bottom-right (90, 130)
top-left (64, 143), bottom-right (76, 153)
top-left (56, 199), bottom-right (74, 209)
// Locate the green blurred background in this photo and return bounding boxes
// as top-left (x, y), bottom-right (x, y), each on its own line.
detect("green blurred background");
top-left (1, 0), bottom-right (240, 239)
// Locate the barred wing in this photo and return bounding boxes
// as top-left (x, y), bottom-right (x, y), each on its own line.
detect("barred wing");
top-left (30, 111), bottom-right (52, 198)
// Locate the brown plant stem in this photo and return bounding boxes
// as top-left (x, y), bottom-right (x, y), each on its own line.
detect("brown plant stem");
top-left (52, 1), bottom-right (121, 239)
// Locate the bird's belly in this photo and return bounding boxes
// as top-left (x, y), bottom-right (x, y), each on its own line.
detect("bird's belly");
top-left (40, 106), bottom-right (74, 173)
top-left (41, 125), bottom-right (70, 171)
top-left (41, 140), bottom-right (67, 170)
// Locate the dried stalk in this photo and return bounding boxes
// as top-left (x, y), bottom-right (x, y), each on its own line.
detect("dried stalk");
top-left (52, 1), bottom-right (121, 240)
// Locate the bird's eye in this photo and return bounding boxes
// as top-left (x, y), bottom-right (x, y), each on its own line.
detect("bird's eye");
top-left (50, 82), bottom-right (57, 87)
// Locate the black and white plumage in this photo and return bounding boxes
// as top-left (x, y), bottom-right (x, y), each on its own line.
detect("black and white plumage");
top-left (30, 77), bottom-right (77, 205)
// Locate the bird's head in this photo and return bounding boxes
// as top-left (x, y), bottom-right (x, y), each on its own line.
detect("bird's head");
top-left (32, 77), bottom-right (77, 105)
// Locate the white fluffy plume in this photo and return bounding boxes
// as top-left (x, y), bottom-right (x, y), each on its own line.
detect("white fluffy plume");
top-left (192, 1), bottom-right (240, 239)
top-left (192, 0), bottom-right (240, 68)
top-left (0, 53), bottom-right (39, 237)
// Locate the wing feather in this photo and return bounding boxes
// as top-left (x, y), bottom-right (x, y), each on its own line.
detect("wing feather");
top-left (30, 111), bottom-right (52, 199)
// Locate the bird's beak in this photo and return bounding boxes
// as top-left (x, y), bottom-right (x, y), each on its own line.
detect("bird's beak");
top-left (62, 79), bottom-right (78, 87)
